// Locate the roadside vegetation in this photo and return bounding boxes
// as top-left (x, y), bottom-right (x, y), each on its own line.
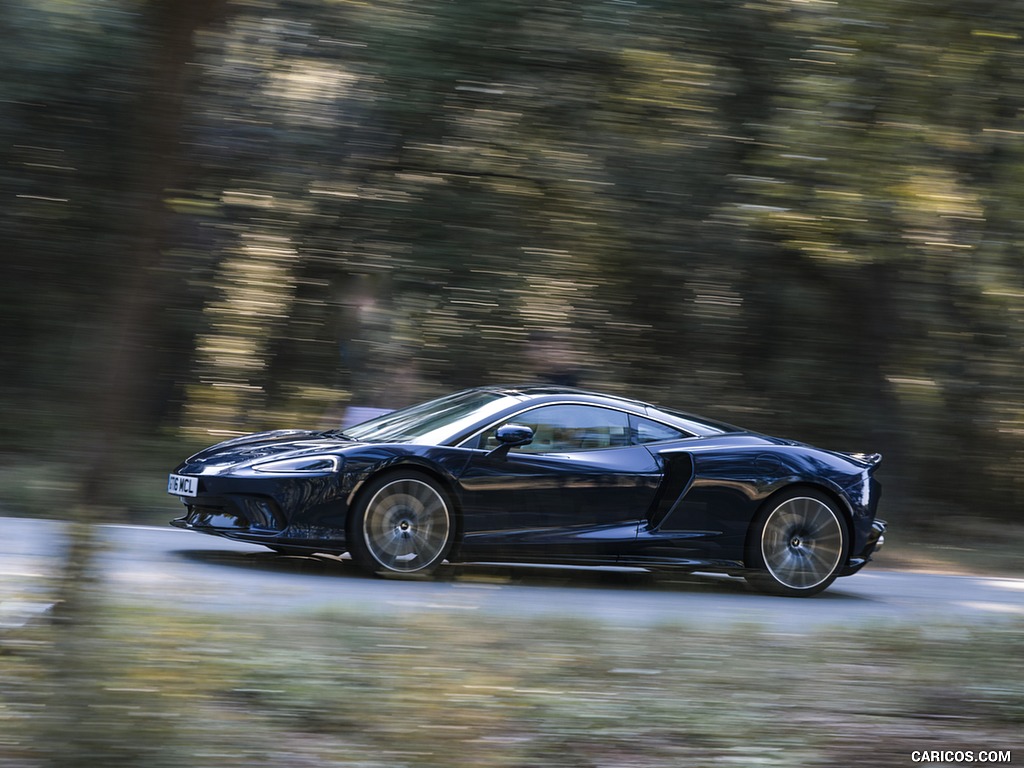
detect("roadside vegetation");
top-left (3, 0), bottom-right (1023, 536)
top-left (1, 599), bottom-right (1020, 768)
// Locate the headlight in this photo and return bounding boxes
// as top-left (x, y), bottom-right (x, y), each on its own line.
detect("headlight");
top-left (250, 455), bottom-right (341, 474)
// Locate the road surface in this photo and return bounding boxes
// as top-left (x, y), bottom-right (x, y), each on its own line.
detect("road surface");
top-left (3, 516), bottom-right (1023, 631)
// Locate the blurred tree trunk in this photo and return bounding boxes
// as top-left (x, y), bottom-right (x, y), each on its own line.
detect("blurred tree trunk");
top-left (59, 0), bottom-right (229, 610)
top-left (46, 2), bottom-right (229, 764)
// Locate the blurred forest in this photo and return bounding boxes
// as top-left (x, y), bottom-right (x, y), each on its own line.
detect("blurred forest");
top-left (1, 0), bottom-right (1022, 527)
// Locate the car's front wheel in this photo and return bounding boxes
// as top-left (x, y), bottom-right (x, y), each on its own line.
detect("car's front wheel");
top-left (745, 489), bottom-right (848, 597)
top-left (348, 471), bottom-right (454, 578)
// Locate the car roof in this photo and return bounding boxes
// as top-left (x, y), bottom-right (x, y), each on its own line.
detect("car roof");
top-left (470, 385), bottom-right (737, 437)
top-left (480, 383), bottom-right (645, 403)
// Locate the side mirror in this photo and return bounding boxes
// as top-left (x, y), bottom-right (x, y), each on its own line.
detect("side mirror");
top-left (486, 424), bottom-right (534, 460)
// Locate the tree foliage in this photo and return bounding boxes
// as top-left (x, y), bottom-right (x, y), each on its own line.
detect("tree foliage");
top-left (1, 0), bottom-right (1022, 521)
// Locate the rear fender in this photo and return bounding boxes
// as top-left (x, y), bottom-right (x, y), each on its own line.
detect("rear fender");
top-left (741, 482), bottom-right (856, 546)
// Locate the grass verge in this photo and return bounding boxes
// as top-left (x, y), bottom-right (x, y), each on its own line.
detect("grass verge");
top-left (1, 599), bottom-right (1021, 767)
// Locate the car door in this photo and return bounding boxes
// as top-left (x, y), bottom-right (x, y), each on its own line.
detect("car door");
top-left (455, 404), bottom-right (663, 562)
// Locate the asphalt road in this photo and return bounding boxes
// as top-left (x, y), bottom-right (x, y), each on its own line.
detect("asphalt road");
top-left (3, 515), bottom-right (1023, 631)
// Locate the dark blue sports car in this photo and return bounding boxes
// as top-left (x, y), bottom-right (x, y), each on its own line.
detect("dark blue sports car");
top-left (168, 386), bottom-right (886, 596)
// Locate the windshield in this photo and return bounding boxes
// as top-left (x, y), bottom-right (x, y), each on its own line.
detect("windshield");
top-left (345, 389), bottom-right (508, 444)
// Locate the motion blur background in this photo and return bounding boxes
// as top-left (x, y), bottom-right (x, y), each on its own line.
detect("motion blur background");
top-left (3, 4), bottom-right (1024, 766)
top-left (2, 0), bottom-right (1023, 551)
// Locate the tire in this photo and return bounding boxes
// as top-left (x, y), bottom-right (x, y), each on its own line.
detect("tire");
top-left (745, 489), bottom-right (848, 597)
top-left (348, 471), bottom-right (454, 578)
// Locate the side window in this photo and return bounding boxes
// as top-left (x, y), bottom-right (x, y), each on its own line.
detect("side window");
top-left (480, 405), bottom-right (631, 454)
top-left (630, 415), bottom-right (690, 444)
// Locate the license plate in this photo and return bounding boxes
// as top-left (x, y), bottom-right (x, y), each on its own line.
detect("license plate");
top-left (167, 474), bottom-right (198, 497)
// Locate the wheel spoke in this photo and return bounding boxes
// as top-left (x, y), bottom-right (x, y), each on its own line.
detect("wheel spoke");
top-left (805, 543), bottom-right (837, 572)
top-left (802, 506), bottom-right (835, 539)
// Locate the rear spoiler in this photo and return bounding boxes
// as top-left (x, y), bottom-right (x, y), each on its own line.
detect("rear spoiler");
top-left (843, 452), bottom-right (883, 468)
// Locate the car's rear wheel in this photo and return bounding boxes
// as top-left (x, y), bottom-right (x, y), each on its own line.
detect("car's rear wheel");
top-left (348, 471), bottom-right (453, 578)
top-left (745, 489), bottom-right (848, 597)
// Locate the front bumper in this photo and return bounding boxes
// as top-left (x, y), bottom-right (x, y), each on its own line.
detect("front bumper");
top-left (171, 505), bottom-right (350, 553)
top-left (168, 471), bottom-right (353, 551)
top-left (173, 492), bottom-right (285, 532)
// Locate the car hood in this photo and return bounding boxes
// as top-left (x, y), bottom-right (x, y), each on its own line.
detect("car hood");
top-left (179, 430), bottom-right (355, 473)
